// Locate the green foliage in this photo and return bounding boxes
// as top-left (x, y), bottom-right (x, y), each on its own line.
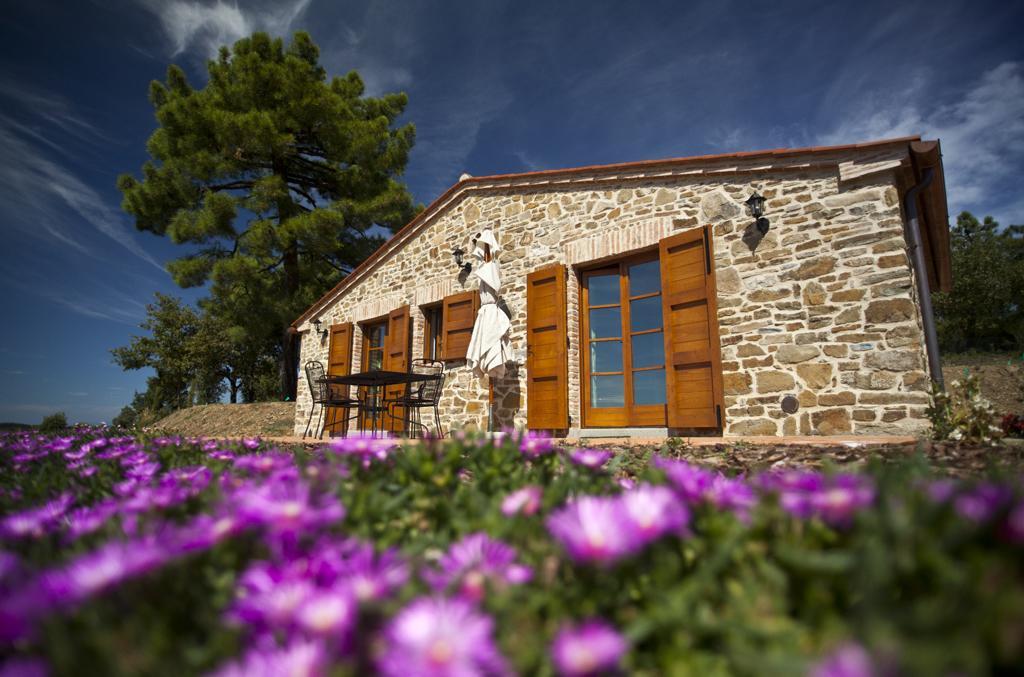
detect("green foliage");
top-left (37, 412), bottom-right (68, 434)
top-left (118, 31), bottom-right (419, 399)
top-left (934, 212), bottom-right (1024, 352)
top-left (926, 373), bottom-right (1002, 443)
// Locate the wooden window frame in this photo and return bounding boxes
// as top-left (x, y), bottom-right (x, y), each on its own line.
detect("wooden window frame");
top-left (440, 290), bottom-right (479, 361)
top-left (421, 303), bottom-right (444, 362)
top-left (579, 250), bottom-right (667, 428)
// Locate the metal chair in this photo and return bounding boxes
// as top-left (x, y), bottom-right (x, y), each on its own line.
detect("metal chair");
top-left (303, 361), bottom-right (359, 439)
top-left (388, 359), bottom-right (445, 438)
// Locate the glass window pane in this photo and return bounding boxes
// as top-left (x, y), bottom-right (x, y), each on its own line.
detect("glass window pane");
top-left (368, 350), bottom-right (383, 371)
top-left (590, 340), bottom-right (623, 373)
top-left (631, 332), bottom-right (664, 369)
top-left (591, 374), bottom-right (625, 408)
top-left (633, 369), bottom-right (666, 405)
top-left (629, 260), bottom-right (660, 297)
top-left (589, 307), bottom-right (622, 338)
top-left (587, 273), bottom-right (620, 306)
top-left (630, 296), bottom-right (663, 333)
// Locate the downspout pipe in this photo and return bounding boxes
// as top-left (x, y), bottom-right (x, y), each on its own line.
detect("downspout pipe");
top-left (903, 167), bottom-right (944, 389)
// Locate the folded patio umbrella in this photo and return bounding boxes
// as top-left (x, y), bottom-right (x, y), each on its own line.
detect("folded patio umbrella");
top-left (466, 228), bottom-right (511, 381)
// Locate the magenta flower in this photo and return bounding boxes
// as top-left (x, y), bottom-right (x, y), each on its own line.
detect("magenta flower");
top-left (234, 473), bottom-right (345, 537)
top-left (212, 639), bottom-right (327, 677)
top-left (568, 448), bottom-right (612, 469)
top-left (619, 484), bottom-right (690, 544)
top-left (1, 492), bottom-right (74, 539)
top-left (64, 499), bottom-right (120, 540)
top-left (954, 483), bottom-right (1011, 523)
top-left (326, 433), bottom-right (396, 463)
top-left (233, 452), bottom-right (295, 475)
top-left (519, 431), bottom-right (555, 458)
top-left (295, 586), bottom-right (355, 636)
top-left (706, 475), bottom-right (758, 519)
top-left (654, 457), bottom-right (716, 503)
top-left (0, 656), bottom-right (48, 677)
top-left (547, 496), bottom-right (638, 565)
top-left (426, 532), bottom-right (531, 601)
top-left (228, 566), bottom-right (316, 633)
top-left (551, 619), bottom-right (628, 676)
top-left (377, 596), bottom-right (509, 676)
top-left (809, 642), bottom-right (875, 677)
top-left (330, 542), bottom-right (408, 602)
top-left (501, 485), bottom-right (543, 516)
top-left (41, 537), bottom-right (169, 606)
top-left (808, 475), bottom-right (875, 527)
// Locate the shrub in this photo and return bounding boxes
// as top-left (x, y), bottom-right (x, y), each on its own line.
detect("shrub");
top-left (927, 373), bottom-right (1002, 443)
top-left (37, 412), bottom-right (68, 435)
top-left (1002, 414), bottom-right (1024, 439)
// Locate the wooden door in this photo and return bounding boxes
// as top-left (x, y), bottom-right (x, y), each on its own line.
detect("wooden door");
top-left (383, 305), bottom-right (412, 434)
top-left (659, 226), bottom-right (724, 429)
top-left (526, 264), bottom-right (568, 430)
top-left (324, 322), bottom-right (353, 435)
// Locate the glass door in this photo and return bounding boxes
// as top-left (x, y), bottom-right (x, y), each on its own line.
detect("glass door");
top-left (360, 321), bottom-right (388, 431)
top-left (581, 255), bottom-right (667, 427)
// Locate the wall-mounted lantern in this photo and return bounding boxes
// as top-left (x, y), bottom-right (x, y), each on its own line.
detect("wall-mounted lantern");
top-left (311, 318), bottom-right (328, 341)
top-left (451, 245), bottom-right (472, 274)
top-left (745, 192), bottom-right (770, 235)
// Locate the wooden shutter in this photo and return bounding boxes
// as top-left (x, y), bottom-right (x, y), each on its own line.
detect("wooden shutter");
top-left (441, 291), bottom-right (479, 360)
top-left (324, 322), bottom-right (353, 434)
top-left (659, 226), bottom-right (724, 429)
top-left (383, 305), bottom-right (412, 434)
top-left (526, 264), bottom-right (568, 430)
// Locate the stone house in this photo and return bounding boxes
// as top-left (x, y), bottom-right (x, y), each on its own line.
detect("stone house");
top-left (291, 136), bottom-right (951, 438)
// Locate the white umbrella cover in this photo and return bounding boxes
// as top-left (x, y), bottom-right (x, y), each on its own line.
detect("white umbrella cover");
top-left (466, 229), bottom-right (511, 380)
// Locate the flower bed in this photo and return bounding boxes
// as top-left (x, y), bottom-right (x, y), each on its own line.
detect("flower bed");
top-left (1, 430), bottom-right (1022, 675)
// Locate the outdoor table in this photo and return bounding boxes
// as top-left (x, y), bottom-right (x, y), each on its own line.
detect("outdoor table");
top-left (325, 371), bottom-right (434, 436)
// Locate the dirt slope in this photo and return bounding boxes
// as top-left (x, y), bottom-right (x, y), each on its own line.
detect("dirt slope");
top-left (150, 402), bottom-right (295, 438)
top-left (942, 352), bottom-right (1023, 416)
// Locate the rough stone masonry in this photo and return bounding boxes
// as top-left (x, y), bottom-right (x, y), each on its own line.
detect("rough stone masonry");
top-left (294, 142), bottom-right (936, 438)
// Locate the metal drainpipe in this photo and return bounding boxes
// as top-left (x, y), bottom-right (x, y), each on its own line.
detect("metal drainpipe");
top-left (903, 167), bottom-right (944, 389)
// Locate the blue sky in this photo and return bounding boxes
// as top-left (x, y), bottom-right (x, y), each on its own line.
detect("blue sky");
top-left (0, 0), bottom-right (1022, 424)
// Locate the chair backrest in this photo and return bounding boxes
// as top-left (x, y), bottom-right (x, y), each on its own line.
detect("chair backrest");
top-left (304, 361), bottom-right (330, 404)
top-left (410, 359), bottom-right (444, 404)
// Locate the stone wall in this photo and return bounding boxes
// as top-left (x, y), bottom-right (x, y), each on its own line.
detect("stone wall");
top-left (294, 157), bottom-right (931, 437)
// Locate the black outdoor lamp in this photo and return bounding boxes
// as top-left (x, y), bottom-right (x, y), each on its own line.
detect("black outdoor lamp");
top-left (745, 192), bottom-right (770, 235)
top-left (451, 245), bottom-right (472, 274)
top-left (311, 318), bottom-right (328, 341)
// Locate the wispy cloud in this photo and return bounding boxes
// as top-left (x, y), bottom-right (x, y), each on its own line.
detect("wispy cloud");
top-left (137, 0), bottom-right (312, 57)
top-left (820, 61), bottom-right (1024, 224)
top-left (0, 81), bottom-right (164, 269)
top-left (0, 268), bottom-right (148, 325)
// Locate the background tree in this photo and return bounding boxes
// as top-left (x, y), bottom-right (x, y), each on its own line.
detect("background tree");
top-left (933, 211), bottom-right (1024, 353)
top-left (118, 31), bottom-right (417, 399)
top-left (112, 294), bottom-right (214, 416)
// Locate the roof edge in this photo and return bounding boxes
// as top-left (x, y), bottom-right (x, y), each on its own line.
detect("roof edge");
top-left (293, 136), bottom-right (923, 329)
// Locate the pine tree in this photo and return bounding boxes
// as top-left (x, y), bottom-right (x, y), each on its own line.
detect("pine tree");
top-left (118, 31), bottom-right (417, 398)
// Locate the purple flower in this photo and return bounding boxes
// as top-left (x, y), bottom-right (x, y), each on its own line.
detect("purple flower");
top-left (568, 448), bottom-right (612, 469)
top-left (233, 452), bottom-right (295, 475)
top-left (809, 642), bottom-right (875, 677)
top-left (326, 433), bottom-right (396, 463)
top-left (809, 476), bottom-right (875, 526)
top-left (212, 639), bottom-right (327, 677)
top-left (619, 484), bottom-right (690, 544)
top-left (377, 596), bottom-right (509, 676)
top-left (954, 483), bottom-right (1011, 523)
top-left (0, 656), bottom-right (48, 677)
top-left (427, 533), bottom-right (531, 601)
top-left (654, 457), bottom-right (716, 503)
top-left (1, 493), bottom-right (74, 539)
top-left (330, 542), bottom-right (408, 602)
top-left (551, 619), bottom-right (628, 676)
top-left (64, 499), bottom-right (120, 540)
top-left (233, 474), bottom-right (345, 537)
top-left (40, 537), bottom-right (169, 607)
top-left (547, 496), bottom-right (638, 565)
top-left (519, 431), bottom-right (555, 458)
top-left (228, 565), bottom-right (316, 633)
top-left (295, 586), bottom-right (355, 636)
top-left (923, 478), bottom-right (958, 503)
top-left (501, 486), bottom-right (542, 517)
top-left (706, 475), bottom-right (758, 519)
